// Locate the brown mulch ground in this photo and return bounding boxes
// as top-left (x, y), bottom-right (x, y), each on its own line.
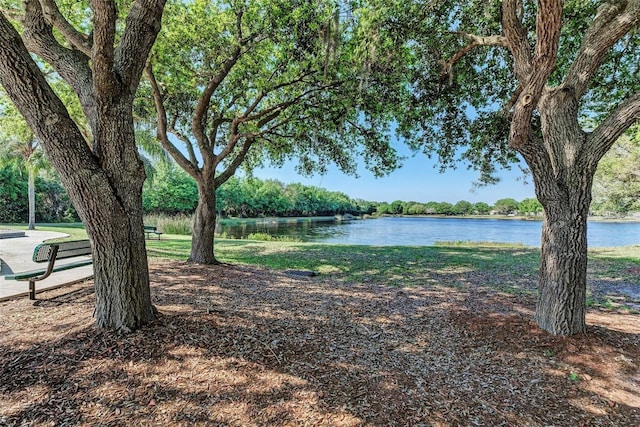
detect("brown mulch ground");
top-left (1, 260), bottom-right (638, 426)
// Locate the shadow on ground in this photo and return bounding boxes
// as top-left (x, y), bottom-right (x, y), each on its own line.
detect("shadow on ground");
top-left (0, 261), bottom-right (638, 426)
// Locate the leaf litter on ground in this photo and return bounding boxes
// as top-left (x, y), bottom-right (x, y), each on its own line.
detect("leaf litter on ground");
top-left (0, 259), bottom-right (638, 426)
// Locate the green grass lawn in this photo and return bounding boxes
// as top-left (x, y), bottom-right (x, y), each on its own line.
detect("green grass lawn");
top-left (147, 234), bottom-right (639, 292)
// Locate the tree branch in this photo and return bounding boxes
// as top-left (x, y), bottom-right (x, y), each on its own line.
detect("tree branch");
top-left (242, 90), bottom-right (267, 118)
top-left (212, 87), bottom-right (308, 166)
top-left (501, 84), bottom-right (523, 117)
top-left (235, 7), bottom-right (244, 42)
top-left (251, 115), bottom-right (296, 138)
top-left (588, 89), bottom-right (640, 166)
top-left (517, 133), bottom-right (563, 203)
top-left (91, 0), bottom-right (118, 99)
top-left (0, 12), bottom-right (96, 177)
top-left (207, 117), bottom-right (221, 151)
top-left (192, 7), bottom-right (265, 155)
top-left (208, 115), bottom-right (233, 152)
top-left (114, 0), bottom-right (166, 93)
top-left (170, 128), bottom-right (201, 170)
top-left (505, 0), bottom-right (562, 149)
top-left (192, 46), bottom-right (243, 152)
top-left (564, 0), bottom-right (640, 100)
top-left (144, 65), bottom-right (168, 136)
top-left (21, 0), bottom-right (92, 101)
top-left (2, 6), bottom-right (23, 22)
top-left (214, 120), bottom-right (242, 165)
top-left (144, 64), bottom-right (199, 177)
top-left (241, 71), bottom-right (320, 119)
top-left (38, 0), bottom-right (92, 55)
top-left (533, 0), bottom-right (563, 72)
top-left (214, 137), bottom-right (256, 187)
top-left (440, 33), bottom-right (508, 83)
top-left (502, 0), bottom-right (532, 81)
top-left (243, 83), bottom-right (331, 129)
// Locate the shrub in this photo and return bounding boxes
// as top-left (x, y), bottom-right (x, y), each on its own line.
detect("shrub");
top-left (247, 232), bottom-right (275, 241)
top-left (145, 214), bottom-right (193, 235)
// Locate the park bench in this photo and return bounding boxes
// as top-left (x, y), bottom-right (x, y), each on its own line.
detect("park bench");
top-left (4, 240), bottom-right (93, 300)
top-left (144, 225), bottom-right (163, 240)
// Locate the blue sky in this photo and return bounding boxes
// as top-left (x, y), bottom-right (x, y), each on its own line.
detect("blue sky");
top-left (164, 132), bottom-right (536, 204)
top-left (253, 146), bottom-right (536, 204)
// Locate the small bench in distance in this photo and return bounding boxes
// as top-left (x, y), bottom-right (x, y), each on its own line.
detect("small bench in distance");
top-left (144, 225), bottom-right (163, 240)
top-left (4, 240), bottom-right (93, 300)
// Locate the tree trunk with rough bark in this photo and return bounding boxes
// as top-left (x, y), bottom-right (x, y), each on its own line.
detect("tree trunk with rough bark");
top-left (189, 173), bottom-right (219, 264)
top-left (522, 89), bottom-right (595, 335)
top-left (87, 103), bottom-right (156, 330)
top-left (0, 1), bottom-right (165, 331)
top-left (495, 0), bottom-right (640, 335)
top-left (536, 199), bottom-right (589, 334)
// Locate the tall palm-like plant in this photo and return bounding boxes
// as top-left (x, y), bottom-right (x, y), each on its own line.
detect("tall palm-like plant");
top-left (1, 91), bottom-right (167, 230)
top-left (0, 93), bottom-right (50, 229)
top-left (133, 121), bottom-right (173, 184)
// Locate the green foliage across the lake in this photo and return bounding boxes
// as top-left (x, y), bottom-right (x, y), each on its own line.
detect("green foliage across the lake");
top-left (2, 150), bottom-right (636, 225)
top-left (5, 158), bottom-right (636, 226)
top-left (143, 170), bottom-right (374, 218)
top-left (144, 169), bottom-right (550, 219)
top-left (374, 197), bottom-right (544, 217)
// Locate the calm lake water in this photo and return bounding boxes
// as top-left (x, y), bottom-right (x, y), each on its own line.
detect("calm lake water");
top-left (218, 216), bottom-right (640, 247)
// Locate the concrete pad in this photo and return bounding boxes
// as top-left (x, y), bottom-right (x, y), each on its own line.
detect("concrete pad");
top-left (0, 229), bottom-right (26, 239)
top-left (0, 230), bottom-right (94, 301)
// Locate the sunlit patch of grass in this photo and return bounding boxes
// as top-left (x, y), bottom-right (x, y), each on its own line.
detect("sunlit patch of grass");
top-left (316, 265), bottom-right (342, 274)
top-left (587, 245), bottom-right (640, 285)
top-left (434, 240), bottom-right (528, 248)
top-left (145, 235), bottom-right (192, 259)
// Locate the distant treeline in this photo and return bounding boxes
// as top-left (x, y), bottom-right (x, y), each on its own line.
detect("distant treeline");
top-left (0, 162), bottom-right (634, 224)
top-left (142, 164), bottom-right (542, 218)
top-left (375, 198), bottom-right (542, 216)
top-left (142, 164), bottom-right (374, 217)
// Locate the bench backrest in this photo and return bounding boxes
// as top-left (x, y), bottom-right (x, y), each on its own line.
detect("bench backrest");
top-left (144, 225), bottom-right (156, 231)
top-left (32, 240), bottom-right (92, 263)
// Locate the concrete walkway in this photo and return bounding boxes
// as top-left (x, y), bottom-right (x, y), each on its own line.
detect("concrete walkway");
top-left (0, 230), bottom-right (93, 301)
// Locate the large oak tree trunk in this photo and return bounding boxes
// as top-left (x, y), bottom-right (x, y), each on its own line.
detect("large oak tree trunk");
top-left (90, 210), bottom-right (155, 330)
top-left (0, 17), bottom-right (157, 331)
top-left (189, 180), bottom-right (218, 264)
top-left (53, 104), bottom-right (156, 331)
top-left (524, 89), bottom-right (596, 335)
top-left (535, 191), bottom-right (590, 335)
top-left (87, 104), bottom-right (156, 330)
top-left (429, 0), bottom-right (640, 336)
